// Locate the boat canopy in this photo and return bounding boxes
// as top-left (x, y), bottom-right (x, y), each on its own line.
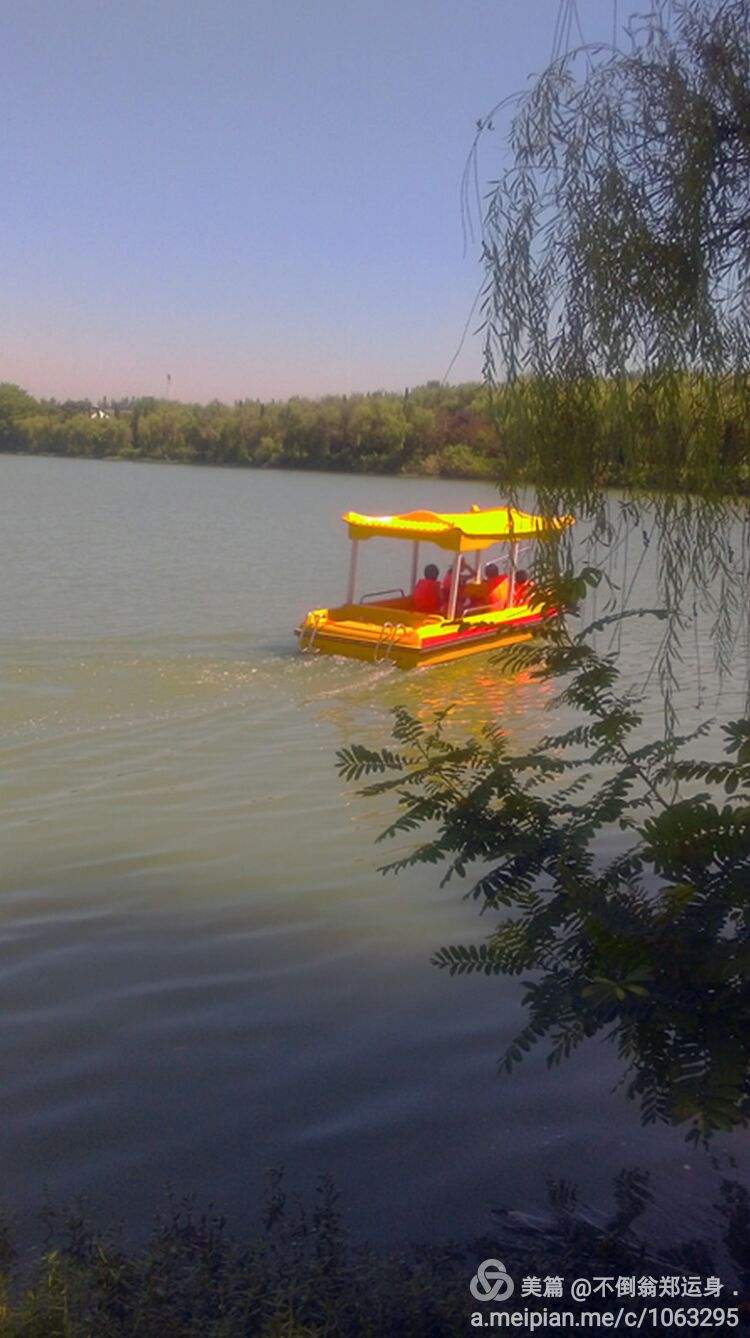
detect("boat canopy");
top-left (342, 505), bottom-right (573, 554)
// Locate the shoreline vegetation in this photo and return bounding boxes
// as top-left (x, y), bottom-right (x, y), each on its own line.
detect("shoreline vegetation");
top-left (1, 1172), bottom-right (747, 1336)
top-left (1, 378), bottom-right (748, 493)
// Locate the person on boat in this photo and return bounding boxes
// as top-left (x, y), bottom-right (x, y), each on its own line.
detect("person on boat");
top-left (413, 563), bottom-right (443, 613)
top-left (440, 559), bottom-right (471, 609)
top-left (513, 569), bottom-right (532, 604)
top-left (482, 562), bottom-right (509, 607)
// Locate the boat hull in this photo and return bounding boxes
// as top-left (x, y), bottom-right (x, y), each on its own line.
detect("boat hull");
top-left (297, 603), bottom-right (545, 670)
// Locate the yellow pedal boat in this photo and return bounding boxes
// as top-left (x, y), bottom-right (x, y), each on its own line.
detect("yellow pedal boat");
top-left (297, 503), bottom-right (573, 670)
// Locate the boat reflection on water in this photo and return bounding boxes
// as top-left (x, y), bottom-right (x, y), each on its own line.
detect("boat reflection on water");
top-left (306, 648), bottom-right (553, 746)
top-left (384, 662), bottom-right (548, 736)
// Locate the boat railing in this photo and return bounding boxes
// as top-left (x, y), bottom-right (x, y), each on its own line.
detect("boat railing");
top-left (360, 588), bottom-right (406, 604)
top-left (464, 594), bottom-right (532, 616)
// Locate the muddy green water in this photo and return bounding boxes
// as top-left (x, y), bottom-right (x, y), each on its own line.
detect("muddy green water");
top-left (1, 453), bottom-right (747, 1246)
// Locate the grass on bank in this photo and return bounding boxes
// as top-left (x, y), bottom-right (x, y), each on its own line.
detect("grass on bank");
top-left (0, 1171), bottom-right (748, 1336)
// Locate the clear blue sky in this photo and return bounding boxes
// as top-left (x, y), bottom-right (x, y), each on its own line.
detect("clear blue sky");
top-left (2, 0), bottom-right (623, 403)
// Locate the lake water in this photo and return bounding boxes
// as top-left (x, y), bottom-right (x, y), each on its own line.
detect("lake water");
top-left (1, 453), bottom-right (747, 1249)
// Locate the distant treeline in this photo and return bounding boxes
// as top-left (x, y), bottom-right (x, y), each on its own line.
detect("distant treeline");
top-left (1, 377), bottom-right (748, 491)
top-left (0, 381), bottom-right (498, 480)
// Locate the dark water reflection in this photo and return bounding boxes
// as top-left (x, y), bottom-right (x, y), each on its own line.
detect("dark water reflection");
top-left (0, 454), bottom-right (748, 1251)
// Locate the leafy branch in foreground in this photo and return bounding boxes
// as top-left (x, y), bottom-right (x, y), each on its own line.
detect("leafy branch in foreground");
top-left (336, 611), bottom-right (750, 1145)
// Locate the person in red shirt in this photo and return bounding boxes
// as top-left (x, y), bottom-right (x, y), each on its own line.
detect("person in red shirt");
top-left (412, 563), bottom-right (442, 613)
top-left (513, 569), bottom-right (532, 604)
top-left (483, 562), bottom-right (509, 607)
top-left (441, 559), bottom-right (471, 608)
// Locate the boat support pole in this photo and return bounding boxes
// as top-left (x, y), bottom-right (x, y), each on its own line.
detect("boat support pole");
top-left (508, 540), bottom-right (517, 608)
top-left (410, 541), bottom-right (420, 593)
top-left (447, 554), bottom-right (462, 622)
top-left (346, 539), bottom-right (359, 604)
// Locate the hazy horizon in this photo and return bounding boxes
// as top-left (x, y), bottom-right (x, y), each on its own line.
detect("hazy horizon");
top-left (4, 1), bottom-right (625, 404)
top-left (16, 377), bottom-right (484, 409)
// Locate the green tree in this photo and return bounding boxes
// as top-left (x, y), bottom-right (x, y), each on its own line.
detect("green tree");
top-left (338, 606), bottom-right (750, 1142)
top-left (341, 0), bottom-right (750, 1141)
top-left (473, 0), bottom-right (750, 497)
top-left (135, 404), bottom-right (197, 462)
top-left (0, 383), bottom-right (38, 449)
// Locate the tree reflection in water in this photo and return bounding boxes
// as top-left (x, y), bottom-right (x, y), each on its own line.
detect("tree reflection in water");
top-left (490, 1169), bottom-right (750, 1300)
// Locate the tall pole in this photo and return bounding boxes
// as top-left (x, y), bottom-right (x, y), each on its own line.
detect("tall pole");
top-left (346, 539), bottom-right (359, 604)
top-left (410, 541), bottom-right (420, 593)
top-left (447, 553), bottom-right (462, 621)
top-left (508, 540), bottom-right (517, 607)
